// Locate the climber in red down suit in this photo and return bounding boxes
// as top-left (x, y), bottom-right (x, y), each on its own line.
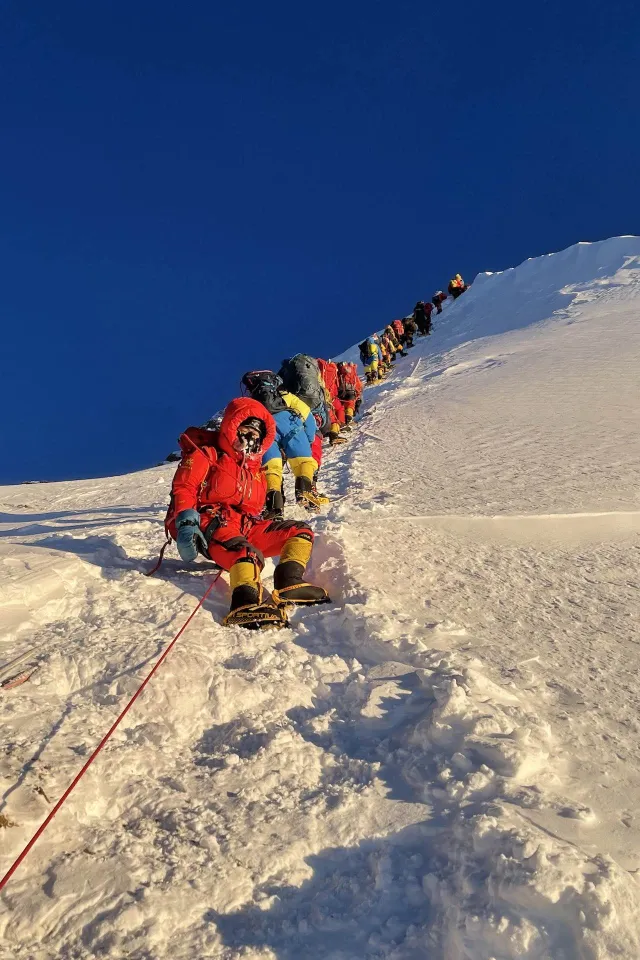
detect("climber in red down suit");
top-left (166, 397), bottom-right (329, 629)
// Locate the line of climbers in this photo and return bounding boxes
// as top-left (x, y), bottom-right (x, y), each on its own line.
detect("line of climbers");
top-left (357, 273), bottom-right (468, 383)
top-left (162, 273), bottom-right (468, 632)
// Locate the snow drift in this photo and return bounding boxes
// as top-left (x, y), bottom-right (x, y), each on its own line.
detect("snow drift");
top-left (1, 236), bottom-right (640, 959)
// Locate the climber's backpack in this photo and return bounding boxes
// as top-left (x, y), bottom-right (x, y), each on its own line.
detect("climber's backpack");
top-left (241, 371), bottom-right (288, 415)
top-left (278, 354), bottom-right (325, 413)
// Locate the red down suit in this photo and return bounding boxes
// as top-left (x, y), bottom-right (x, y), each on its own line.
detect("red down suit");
top-left (167, 397), bottom-right (314, 570)
top-left (318, 358), bottom-right (345, 427)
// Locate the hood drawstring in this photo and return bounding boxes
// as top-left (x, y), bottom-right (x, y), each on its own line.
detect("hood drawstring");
top-left (235, 452), bottom-right (252, 506)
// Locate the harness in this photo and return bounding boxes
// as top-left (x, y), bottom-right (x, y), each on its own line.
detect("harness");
top-left (198, 505), bottom-right (265, 566)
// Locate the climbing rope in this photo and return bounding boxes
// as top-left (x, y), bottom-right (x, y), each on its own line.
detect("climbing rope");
top-left (0, 570), bottom-right (222, 893)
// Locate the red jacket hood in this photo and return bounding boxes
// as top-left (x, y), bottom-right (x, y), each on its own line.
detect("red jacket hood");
top-left (217, 397), bottom-right (276, 460)
top-left (178, 397), bottom-right (276, 464)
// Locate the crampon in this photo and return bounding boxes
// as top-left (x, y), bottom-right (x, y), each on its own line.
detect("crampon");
top-left (223, 601), bottom-right (289, 631)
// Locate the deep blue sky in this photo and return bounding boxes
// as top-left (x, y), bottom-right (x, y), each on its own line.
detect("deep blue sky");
top-left (1, 1), bottom-right (638, 483)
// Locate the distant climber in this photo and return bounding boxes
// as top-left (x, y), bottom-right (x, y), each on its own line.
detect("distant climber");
top-left (432, 290), bottom-right (447, 314)
top-left (385, 324), bottom-right (407, 357)
top-left (318, 358), bottom-right (348, 447)
top-left (359, 334), bottom-right (382, 384)
top-left (379, 331), bottom-right (394, 371)
top-left (391, 318), bottom-right (406, 344)
top-left (448, 274), bottom-right (467, 299)
top-left (413, 300), bottom-right (433, 336)
top-left (337, 361), bottom-right (363, 426)
top-left (403, 315), bottom-right (418, 346)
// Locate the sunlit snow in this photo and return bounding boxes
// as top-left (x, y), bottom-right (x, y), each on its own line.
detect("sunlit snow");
top-left (1, 236), bottom-right (639, 958)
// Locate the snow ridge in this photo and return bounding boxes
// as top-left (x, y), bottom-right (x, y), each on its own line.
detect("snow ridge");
top-left (1, 235), bottom-right (640, 958)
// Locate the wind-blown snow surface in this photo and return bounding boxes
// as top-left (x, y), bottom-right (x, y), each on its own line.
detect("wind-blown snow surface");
top-left (1, 237), bottom-right (640, 959)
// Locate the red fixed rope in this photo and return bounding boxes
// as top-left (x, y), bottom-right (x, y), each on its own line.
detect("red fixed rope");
top-left (0, 572), bottom-right (222, 893)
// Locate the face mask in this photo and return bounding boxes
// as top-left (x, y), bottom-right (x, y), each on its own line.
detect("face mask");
top-left (234, 429), bottom-right (261, 456)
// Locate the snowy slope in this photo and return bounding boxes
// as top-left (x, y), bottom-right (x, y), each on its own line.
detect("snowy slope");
top-left (1, 236), bottom-right (639, 959)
